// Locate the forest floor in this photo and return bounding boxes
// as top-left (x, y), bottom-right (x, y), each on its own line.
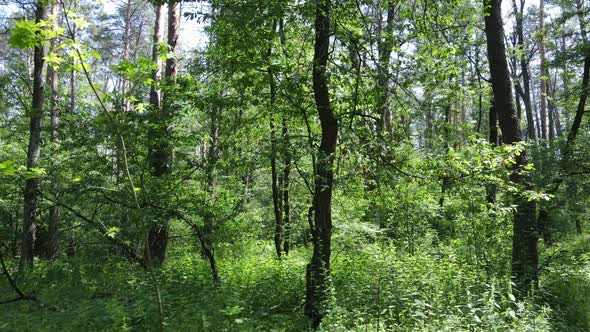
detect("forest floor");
top-left (1, 232), bottom-right (589, 331)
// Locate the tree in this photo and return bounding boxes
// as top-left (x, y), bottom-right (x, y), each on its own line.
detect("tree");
top-left (47, 1), bottom-right (61, 260)
top-left (148, 0), bottom-right (180, 263)
top-left (304, 0), bottom-right (338, 327)
top-left (483, 0), bottom-right (538, 293)
top-left (20, 0), bottom-right (48, 270)
top-left (511, 0), bottom-right (536, 140)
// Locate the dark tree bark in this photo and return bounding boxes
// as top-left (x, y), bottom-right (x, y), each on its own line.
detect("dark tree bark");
top-left (282, 114), bottom-right (292, 255)
top-left (563, 4), bottom-right (589, 161)
top-left (483, 0), bottom-right (538, 294)
top-left (69, 13), bottom-right (77, 115)
top-left (148, 1), bottom-right (180, 263)
top-left (20, 1), bottom-right (48, 271)
top-left (268, 35), bottom-right (283, 257)
top-left (305, 0), bottom-right (338, 327)
top-left (278, 18), bottom-right (292, 256)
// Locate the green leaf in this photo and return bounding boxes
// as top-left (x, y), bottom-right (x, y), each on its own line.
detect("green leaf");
top-left (104, 226), bottom-right (121, 238)
top-left (8, 19), bottom-right (42, 49)
top-left (0, 160), bottom-right (17, 176)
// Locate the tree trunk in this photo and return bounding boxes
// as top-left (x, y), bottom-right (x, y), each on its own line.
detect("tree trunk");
top-left (70, 24), bottom-right (77, 115)
top-left (536, 14), bottom-right (590, 242)
top-left (483, 0), bottom-right (538, 294)
top-left (47, 2), bottom-right (60, 260)
top-left (202, 104), bottom-right (221, 285)
top-left (376, 0), bottom-right (396, 135)
top-left (268, 33), bottom-right (283, 257)
top-left (486, 100), bottom-right (498, 205)
top-left (150, 4), bottom-right (164, 113)
top-left (575, 0), bottom-right (588, 44)
top-left (562, 32), bottom-right (590, 165)
top-left (305, 0), bottom-right (338, 327)
top-left (278, 18), bottom-right (292, 256)
top-left (20, 1), bottom-right (48, 271)
top-left (511, 0), bottom-right (536, 139)
top-left (282, 114), bottom-right (292, 255)
top-left (538, 0), bottom-right (547, 140)
top-left (148, 1), bottom-right (179, 263)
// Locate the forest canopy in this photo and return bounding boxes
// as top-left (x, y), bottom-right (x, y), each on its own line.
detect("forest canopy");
top-left (0, 0), bottom-right (589, 330)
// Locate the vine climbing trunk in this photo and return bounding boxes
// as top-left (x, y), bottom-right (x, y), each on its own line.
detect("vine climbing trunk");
top-left (20, 0), bottom-right (48, 271)
top-left (483, 0), bottom-right (538, 294)
top-left (305, 0), bottom-right (338, 327)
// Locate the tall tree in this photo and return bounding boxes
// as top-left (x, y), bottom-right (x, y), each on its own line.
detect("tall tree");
top-left (304, 0), bottom-right (338, 327)
top-left (483, 0), bottom-right (538, 293)
top-left (511, 0), bottom-right (536, 139)
top-left (149, 4), bottom-right (164, 112)
top-left (538, 0), bottom-right (548, 139)
top-left (47, 1), bottom-right (60, 260)
top-left (268, 22), bottom-right (284, 257)
top-left (20, 0), bottom-right (48, 270)
top-left (376, 0), bottom-right (396, 135)
top-left (148, 0), bottom-right (180, 263)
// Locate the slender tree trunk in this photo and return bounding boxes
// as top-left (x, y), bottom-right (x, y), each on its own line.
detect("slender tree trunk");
top-left (539, 0), bottom-right (548, 140)
top-left (268, 32), bottom-right (283, 257)
top-left (203, 104), bottom-right (221, 285)
top-left (270, 112), bottom-right (283, 258)
top-left (150, 4), bottom-right (164, 114)
top-left (278, 18), bottom-right (292, 255)
top-left (305, 0), bottom-right (338, 327)
top-left (47, 2), bottom-right (60, 260)
top-left (536, 14), bottom-right (590, 241)
top-left (486, 100), bottom-right (498, 205)
top-left (547, 82), bottom-right (555, 140)
top-left (562, 15), bottom-right (590, 167)
top-left (121, 0), bottom-right (132, 112)
top-left (511, 0), bottom-right (536, 139)
top-left (282, 114), bottom-right (292, 255)
top-left (20, 1), bottom-right (48, 271)
top-left (70, 24), bottom-right (77, 115)
top-left (575, 0), bottom-right (588, 44)
top-left (532, 87), bottom-right (541, 140)
top-left (148, 1), bottom-right (179, 263)
top-left (439, 104), bottom-right (452, 210)
top-left (376, 0), bottom-right (396, 135)
top-left (483, 0), bottom-right (538, 294)
top-left (113, 0), bottom-right (134, 181)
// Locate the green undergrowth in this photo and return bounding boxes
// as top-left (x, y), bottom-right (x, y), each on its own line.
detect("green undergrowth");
top-left (1, 236), bottom-right (588, 331)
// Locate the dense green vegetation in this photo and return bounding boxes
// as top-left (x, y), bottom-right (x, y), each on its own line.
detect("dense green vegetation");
top-left (1, 0), bottom-right (589, 330)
